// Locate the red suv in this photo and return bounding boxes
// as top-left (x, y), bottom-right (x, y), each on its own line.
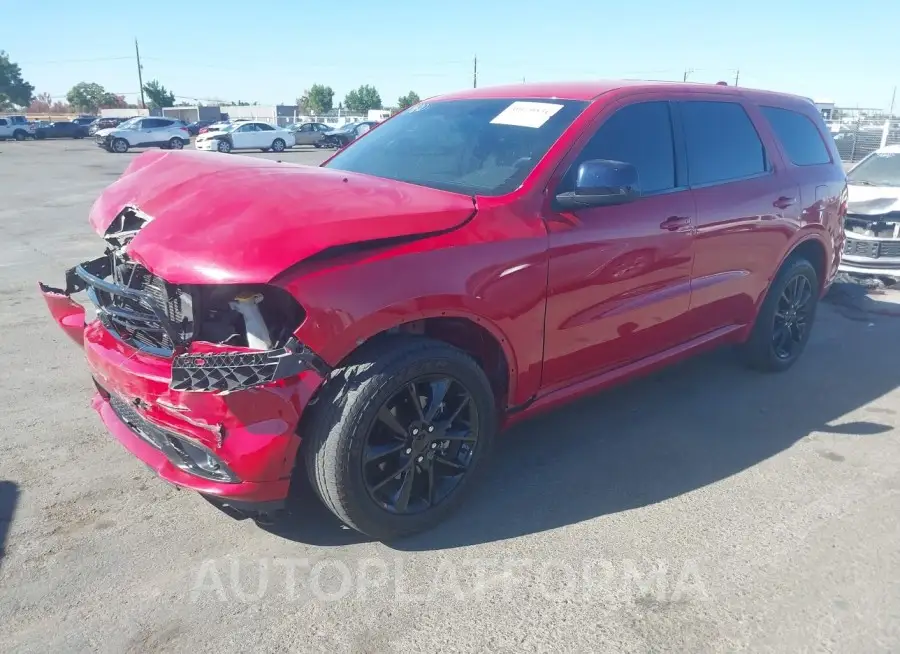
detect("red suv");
top-left (40, 81), bottom-right (846, 540)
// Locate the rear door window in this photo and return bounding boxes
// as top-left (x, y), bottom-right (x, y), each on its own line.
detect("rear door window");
top-left (679, 100), bottom-right (768, 186)
top-left (761, 106), bottom-right (831, 166)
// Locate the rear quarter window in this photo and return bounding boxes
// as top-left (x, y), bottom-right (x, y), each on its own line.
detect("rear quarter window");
top-left (761, 106), bottom-right (832, 166)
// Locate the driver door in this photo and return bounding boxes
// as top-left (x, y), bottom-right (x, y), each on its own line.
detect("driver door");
top-left (539, 98), bottom-right (696, 392)
top-left (231, 123), bottom-right (257, 149)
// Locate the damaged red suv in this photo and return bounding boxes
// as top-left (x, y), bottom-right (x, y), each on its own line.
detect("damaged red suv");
top-left (40, 81), bottom-right (846, 540)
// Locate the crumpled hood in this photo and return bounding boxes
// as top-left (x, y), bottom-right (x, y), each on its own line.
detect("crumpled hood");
top-left (95, 128), bottom-right (116, 137)
top-left (88, 150), bottom-right (475, 284)
top-left (846, 183), bottom-right (900, 215)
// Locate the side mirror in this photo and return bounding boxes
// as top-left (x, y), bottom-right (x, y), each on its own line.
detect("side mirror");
top-left (555, 159), bottom-right (641, 210)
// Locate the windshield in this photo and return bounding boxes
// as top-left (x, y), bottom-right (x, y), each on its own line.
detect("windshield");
top-left (848, 151), bottom-right (900, 187)
top-left (117, 117), bottom-right (140, 129)
top-left (323, 98), bottom-right (589, 196)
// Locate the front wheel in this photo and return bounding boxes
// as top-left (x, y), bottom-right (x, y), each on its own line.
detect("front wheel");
top-left (303, 336), bottom-right (497, 541)
top-left (216, 139), bottom-right (232, 153)
top-left (739, 257), bottom-right (819, 372)
top-left (271, 138), bottom-right (286, 152)
top-left (111, 138), bottom-right (129, 153)
top-left (13, 130), bottom-right (27, 141)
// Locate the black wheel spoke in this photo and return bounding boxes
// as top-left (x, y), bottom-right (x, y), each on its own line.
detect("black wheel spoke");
top-left (435, 456), bottom-right (466, 471)
top-left (371, 464), bottom-right (407, 492)
top-left (446, 394), bottom-right (470, 424)
top-left (407, 383), bottom-right (425, 421)
top-left (771, 271), bottom-right (816, 360)
top-left (442, 427), bottom-right (476, 443)
top-left (365, 442), bottom-right (406, 464)
top-left (377, 406), bottom-right (408, 439)
top-left (424, 379), bottom-right (451, 422)
top-left (394, 467), bottom-right (416, 512)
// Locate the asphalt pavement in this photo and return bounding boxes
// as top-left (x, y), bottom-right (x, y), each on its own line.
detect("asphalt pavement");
top-left (1, 139), bottom-right (898, 653)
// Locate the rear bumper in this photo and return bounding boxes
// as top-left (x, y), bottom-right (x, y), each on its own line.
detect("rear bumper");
top-left (38, 282), bottom-right (326, 508)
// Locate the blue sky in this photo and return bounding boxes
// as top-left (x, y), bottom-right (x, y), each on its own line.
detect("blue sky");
top-left (6, 0), bottom-right (898, 110)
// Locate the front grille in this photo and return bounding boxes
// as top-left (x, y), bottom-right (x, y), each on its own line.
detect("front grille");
top-left (73, 253), bottom-right (192, 356)
top-left (844, 237), bottom-right (900, 260)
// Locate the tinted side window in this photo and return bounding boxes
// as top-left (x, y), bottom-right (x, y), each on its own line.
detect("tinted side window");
top-left (562, 101), bottom-right (676, 194)
top-left (0, 119), bottom-right (7, 126)
top-left (257, 123), bottom-right (274, 131)
top-left (761, 106), bottom-right (831, 166)
top-left (143, 119), bottom-right (168, 129)
top-left (680, 101), bottom-right (767, 185)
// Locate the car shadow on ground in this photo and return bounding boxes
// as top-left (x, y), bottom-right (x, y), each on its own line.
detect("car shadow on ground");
top-left (0, 481), bottom-right (19, 571)
top-left (260, 286), bottom-right (900, 550)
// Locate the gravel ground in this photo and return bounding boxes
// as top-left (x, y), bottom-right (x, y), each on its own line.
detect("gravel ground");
top-left (1, 139), bottom-right (899, 653)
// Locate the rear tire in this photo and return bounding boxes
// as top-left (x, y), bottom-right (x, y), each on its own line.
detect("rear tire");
top-left (303, 336), bottom-right (498, 541)
top-left (739, 256), bottom-right (819, 372)
top-left (168, 137), bottom-right (184, 150)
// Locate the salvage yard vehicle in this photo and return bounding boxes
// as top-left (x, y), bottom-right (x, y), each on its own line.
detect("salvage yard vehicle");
top-left (0, 114), bottom-right (36, 140)
top-left (194, 121), bottom-right (295, 153)
top-left (840, 144), bottom-right (900, 278)
top-left (35, 121), bottom-right (89, 140)
top-left (39, 80), bottom-right (846, 540)
top-left (321, 121), bottom-right (378, 148)
top-left (96, 117), bottom-right (191, 153)
top-left (288, 121), bottom-right (332, 147)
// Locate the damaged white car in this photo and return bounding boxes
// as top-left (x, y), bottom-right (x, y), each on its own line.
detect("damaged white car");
top-left (842, 144), bottom-right (900, 278)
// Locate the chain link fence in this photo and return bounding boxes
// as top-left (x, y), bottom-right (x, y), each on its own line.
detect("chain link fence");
top-left (824, 108), bottom-right (900, 164)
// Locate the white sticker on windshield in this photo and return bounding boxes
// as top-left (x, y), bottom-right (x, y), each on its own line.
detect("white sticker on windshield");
top-left (490, 101), bottom-right (564, 128)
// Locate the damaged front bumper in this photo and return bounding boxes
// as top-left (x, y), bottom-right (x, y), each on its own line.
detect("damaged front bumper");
top-left (841, 214), bottom-right (900, 277)
top-left (38, 257), bottom-right (330, 511)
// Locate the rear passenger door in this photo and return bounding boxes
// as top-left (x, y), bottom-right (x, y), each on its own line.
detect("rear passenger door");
top-left (676, 97), bottom-right (801, 335)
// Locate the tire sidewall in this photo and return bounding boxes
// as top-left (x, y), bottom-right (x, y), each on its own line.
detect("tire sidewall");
top-left (112, 138), bottom-right (128, 153)
top-left (217, 139), bottom-right (231, 153)
top-left (169, 137), bottom-right (183, 150)
top-left (272, 138), bottom-right (285, 152)
top-left (309, 340), bottom-right (497, 539)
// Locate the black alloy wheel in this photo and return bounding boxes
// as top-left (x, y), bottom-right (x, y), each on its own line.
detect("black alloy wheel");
top-left (363, 375), bottom-right (479, 514)
top-left (739, 256), bottom-right (819, 372)
top-left (303, 336), bottom-right (497, 540)
top-left (772, 273), bottom-right (814, 360)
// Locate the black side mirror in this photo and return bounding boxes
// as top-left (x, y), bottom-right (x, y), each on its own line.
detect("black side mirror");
top-left (555, 159), bottom-right (641, 210)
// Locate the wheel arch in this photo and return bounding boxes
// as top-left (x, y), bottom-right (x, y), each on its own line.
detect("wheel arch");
top-left (315, 308), bottom-right (519, 412)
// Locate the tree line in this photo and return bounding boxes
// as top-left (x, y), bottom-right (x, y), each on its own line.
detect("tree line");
top-left (3, 50), bottom-right (422, 116)
top-left (298, 84), bottom-right (420, 115)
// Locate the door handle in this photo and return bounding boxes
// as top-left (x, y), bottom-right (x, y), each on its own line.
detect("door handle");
top-left (773, 196), bottom-right (796, 210)
top-left (660, 216), bottom-right (691, 231)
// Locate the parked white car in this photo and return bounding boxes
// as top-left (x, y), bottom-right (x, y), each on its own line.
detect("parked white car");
top-left (95, 116), bottom-right (191, 153)
top-left (194, 121), bottom-right (295, 153)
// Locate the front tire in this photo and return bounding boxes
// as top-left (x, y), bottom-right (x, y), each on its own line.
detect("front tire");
top-left (216, 139), bottom-right (231, 153)
top-left (739, 257), bottom-right (819, 372)
top-left (111, 138), bottom-right (129, 153)
top-left (13, 130), bottom-right (26, 141)
top-left (271, 138), bottom-right (286, 152)
top-left (303, 336), bottom-right (497, 541)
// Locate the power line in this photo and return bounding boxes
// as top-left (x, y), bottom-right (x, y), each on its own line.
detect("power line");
top-left (21, 56), bottom-right (133, 65)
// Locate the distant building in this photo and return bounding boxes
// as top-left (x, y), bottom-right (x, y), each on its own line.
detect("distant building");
top-left (100, 107), bottom-right (148, 118)
top-left (219, 105), bottom-right (298, 126)
top-left (162, 106), bottom-right (222, 123)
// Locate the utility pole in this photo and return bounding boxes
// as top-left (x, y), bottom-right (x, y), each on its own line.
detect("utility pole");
top-left (890, 86), bottom-right (897, 117)
top-left (473, 55), bottom-right (477, 88)
top-left (734, 69), bottom-right (740, 86)
top-left (683, 68), bottom-right (693, 82)
top-left (135, 38), bottom-right (146, 109)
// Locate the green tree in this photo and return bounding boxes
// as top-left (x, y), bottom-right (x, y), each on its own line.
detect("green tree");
top-left (0, 51), bottom-right (35, 110)
top-left (142, 79), bottom-right (175, 110)
top-left (397, 91), bottom-right (420, 110)
top-left (344, 85), bottom-right (382, 113)
top-left (66, 82), bottom-right (108, 113)
top-left (306, 84), bottom-right (334, 114)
